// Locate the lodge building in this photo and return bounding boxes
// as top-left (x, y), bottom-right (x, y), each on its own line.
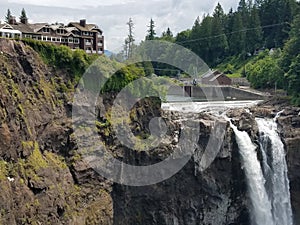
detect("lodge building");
top-left (0, 16), bottom-right (104, 55)
top-left (201, 70), bottom-right (232, 86)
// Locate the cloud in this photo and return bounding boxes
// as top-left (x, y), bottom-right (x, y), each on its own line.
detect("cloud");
top-left (1, 0), bottom-right (239, 51)
top-left (7, 0), bottom-right (137, 9)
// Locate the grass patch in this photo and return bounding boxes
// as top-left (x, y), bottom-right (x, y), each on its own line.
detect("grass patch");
top-left (226, 73), bottom-right (242, 78)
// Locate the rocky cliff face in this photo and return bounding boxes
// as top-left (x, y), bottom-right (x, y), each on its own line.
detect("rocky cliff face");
top-left (0, 39), bottom-right (112, 225)
top-left (0, 39), bottom-right (299, 225)
top-left (111, 109), bottom-right (249, 225)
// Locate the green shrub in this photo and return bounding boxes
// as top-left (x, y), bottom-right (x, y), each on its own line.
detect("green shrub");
top-left (21, 39), bottom-right (96, 81)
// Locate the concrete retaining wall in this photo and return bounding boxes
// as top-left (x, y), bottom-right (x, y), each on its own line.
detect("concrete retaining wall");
top-left (167, 86), bottom-right (266, 101)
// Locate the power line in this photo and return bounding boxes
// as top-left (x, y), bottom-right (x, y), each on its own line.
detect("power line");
top-left (153, 68), bottom-right (180, 72)
top-left (176, 22), bottom-right (288, 44)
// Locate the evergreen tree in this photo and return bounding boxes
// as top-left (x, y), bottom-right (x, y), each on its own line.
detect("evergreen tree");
top-left (210, 3), bottom-right (228, 64)
top-left (260, 0), bottom-right (295, 48)
top-left (175, 30), bottom-right (191, 49)
top-left (213, 2), bottom-right (226, 26)
top-left (5, 9), bottom-right (11, 23)
top-left (246, 5), bottom-right (263, 53)
top-left (161, 27), bottom-right (174, 42)
top-left (280, 15), bottom-right (300, 101)
top-left (162, 27), bottom-right (173, 37)
top-left (254, 0), bottom-right (263, 7)
top-left (228, 12), bottom-right (246, 55)
top-left (224, 7), bottom-right (235, 35)
top-left (238, 0), bottom-right (250, 25)
top-left (199, 15), bottom-right (213, 63)
top-left (146, 18), bottom-right (156, 40)
top-left (124, 18), bottom-right (135, 59)
top-left (190, 16), bottom-right (202, 57)
top-left (19, 8), bottom-right (28, 23)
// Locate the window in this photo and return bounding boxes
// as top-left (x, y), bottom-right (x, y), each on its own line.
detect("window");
top-left (74, 38), bottom-right (79, 44)
top-left (57, 29), bottom-right (64, 34)
top-left (43, 27), bottom-right (50, 33)
top-left (42, 36), bottom-right (47, 41)
top-left (68, 38), bottom-right (73, 43)
top-left (47, 37), bottom-right (51, 41)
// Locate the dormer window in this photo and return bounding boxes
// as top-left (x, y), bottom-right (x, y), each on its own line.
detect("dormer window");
top-left (42, 27), bottom-right (50, 33)
top-left (57, 29), bottom-right (64, 34)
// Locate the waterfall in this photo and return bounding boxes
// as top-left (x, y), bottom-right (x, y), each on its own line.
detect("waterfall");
top-left (256, 117), bottom-right (293, 225)
top-left (229, 122), bottom-right (274, 225)
top-left (229, 114), bottom-right (293, 225)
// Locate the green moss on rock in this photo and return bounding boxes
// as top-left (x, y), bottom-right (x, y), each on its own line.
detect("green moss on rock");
top-left (0, 161), bottom-right (7, 181)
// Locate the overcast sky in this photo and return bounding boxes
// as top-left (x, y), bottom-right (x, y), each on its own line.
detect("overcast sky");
top-left (0, 0), bottom-right (239, 52)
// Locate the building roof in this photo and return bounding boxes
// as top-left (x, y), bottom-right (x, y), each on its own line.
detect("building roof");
top-left (209, 73), bottom-right (224, 82)
top-left (64, 32), bottom-right (80, 37)
top-left (68, 22), bottom-right (89, 32)
top-left (29, 23), bottom-right (48, 32)
top-left (49, 24), bottom-right (61, 31)
top-left (202, 70), bottom-right (223, 80)
top-left (68, 22), bottom-right (102, 33)
top-left (202, 69), bottom-right (214, 79)
top-left (65, 27), bottom-right (77, 32)
top-left (11, 23), bottom-right (35, 34)
top-left (0, 23), bottom-right (15, 30)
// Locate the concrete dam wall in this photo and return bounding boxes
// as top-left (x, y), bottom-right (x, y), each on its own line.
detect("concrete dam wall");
top-left (167, 86), bottom-right (267, 101)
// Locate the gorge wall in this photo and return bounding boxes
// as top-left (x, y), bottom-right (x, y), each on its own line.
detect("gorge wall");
top-left (0, 39), bottom-right (299, 225)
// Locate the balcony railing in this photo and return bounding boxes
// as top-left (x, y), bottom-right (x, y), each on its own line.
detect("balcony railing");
top-left (97, 43), bottom-right (103, 47)
top-left (85, 42), bottom-right (92, 46)
top-left (86, 50), bottom-right (92, 54)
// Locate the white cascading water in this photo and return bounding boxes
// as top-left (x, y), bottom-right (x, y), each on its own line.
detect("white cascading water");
top-left (229, 121), bottom-right (274, 225)
top-left (256, 116), bottom-right (293, 225)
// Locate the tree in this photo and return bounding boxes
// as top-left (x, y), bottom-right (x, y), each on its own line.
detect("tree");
top-left (228, 12), bottom-right (246, 55)
top-left (192, 15), bottom-right (213, 64)
top-left (246, 5), bottom-right (263, 53)
top-left (247, 54), bottom-right (284, 89)
top-left (224, 7), bottom-right (234, 32)
top-left (175, 29), bottom-right (191, 49)
top-left (162, 27), bottom-right (173, 38)
top-left (190, 16), bottom-right (202, 57)
top-left (280, 15), bottom-right (300, 97)
top-left (125, 18), bottom-right (135, 59)
top-left (5, 9), bottom-right (11, 23)
top-left (146, 18), bottom-right (156, 40)
top-left (161, 27), bottom-right (174, 42)
top-left (213, 2), bottom-right (226, 26)
top-left (19, 8), bottom-right (28, 23)
top-left (238, 0), bottom-right (249, 22)
top-left (210, 4), bottom-right (228, 64)
top-left (260, 0), bottom-right (295, 48)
